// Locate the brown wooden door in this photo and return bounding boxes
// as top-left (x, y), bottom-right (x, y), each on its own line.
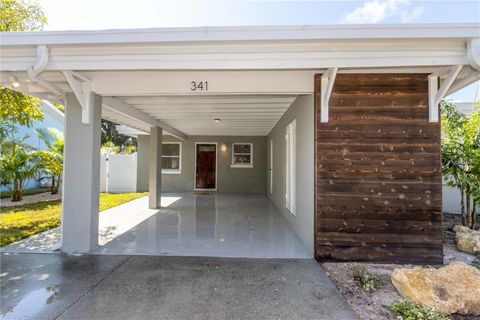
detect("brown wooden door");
top-left (196, 144), bottom-right (216, 189)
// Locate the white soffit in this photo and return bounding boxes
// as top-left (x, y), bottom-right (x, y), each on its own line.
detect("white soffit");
top-left (117, 95), bottom-right (298, 136)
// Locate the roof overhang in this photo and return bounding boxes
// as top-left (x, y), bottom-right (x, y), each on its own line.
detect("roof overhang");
top-left (1, 23), bottom-right (479, 136)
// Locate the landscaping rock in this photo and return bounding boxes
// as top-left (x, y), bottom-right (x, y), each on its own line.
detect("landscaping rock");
top-left (453, 225), bottom-right (480, 255)
top-left (391, 262), bottom-right (480, 316)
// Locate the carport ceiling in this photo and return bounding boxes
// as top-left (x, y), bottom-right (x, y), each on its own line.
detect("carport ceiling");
top-left (115, 95), bottom-right (298, 136)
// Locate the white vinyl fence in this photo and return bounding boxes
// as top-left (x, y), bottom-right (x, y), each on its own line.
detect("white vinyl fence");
top-left (442, 183), bottom-right (479, 214)
top-left (100, 153), bottom-right (137, 193)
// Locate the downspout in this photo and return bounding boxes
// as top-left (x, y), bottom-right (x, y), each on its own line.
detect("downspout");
top-left (27, 45), bottom-right (64, 97)
top-left (467, 38), bottom-right (480, 72)
top-left (446, 38), bottom-right (480, 96)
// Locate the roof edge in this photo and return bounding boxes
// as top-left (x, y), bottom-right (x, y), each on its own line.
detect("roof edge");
top-left (1, 23), bottom-right (479, 46)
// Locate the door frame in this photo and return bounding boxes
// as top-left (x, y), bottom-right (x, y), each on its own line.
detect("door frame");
top-left (193, 142), bottom-right (218, 191)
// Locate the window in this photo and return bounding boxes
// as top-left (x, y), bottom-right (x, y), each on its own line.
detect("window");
top-left (286, 120), bottom-right (296, 215)
top-left (231, 143), bottom-right (253, 168)
top-left (162, 142), bottom-right (181, 174)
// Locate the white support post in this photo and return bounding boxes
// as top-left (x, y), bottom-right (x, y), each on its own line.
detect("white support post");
top-left (61, 92), bottom-right (102, 253)
top-left (63, 71), bottom-right (92, 124)
top-left (320, 68), bottom-right (338, 123)
top-left (149, 127), bottom-right (162, 209)
top-left (429, 65), bottom-right (463, 122)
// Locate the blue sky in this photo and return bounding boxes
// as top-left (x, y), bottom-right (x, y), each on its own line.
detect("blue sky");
top-left (38, 0), bottom-right (480, 101)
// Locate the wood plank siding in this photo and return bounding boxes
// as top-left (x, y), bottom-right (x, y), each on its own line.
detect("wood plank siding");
top-left (314, 74), bottom-right (443, 264)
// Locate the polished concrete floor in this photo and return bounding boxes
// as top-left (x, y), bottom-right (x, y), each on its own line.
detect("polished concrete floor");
top-left (95, 193), bottom-right (311, 258)
top-left (2, 193), bottom-right (311, 259)
top-left (0, 253), bottom-right (355, 320)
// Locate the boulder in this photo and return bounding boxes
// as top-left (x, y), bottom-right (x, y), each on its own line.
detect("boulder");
top-left (391, 262), bottom-right (480, 316)
top-left (453, 225), bottom-right (480, 255)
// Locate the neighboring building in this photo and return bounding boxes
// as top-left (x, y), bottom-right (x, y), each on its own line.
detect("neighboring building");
top-left (448, 99), bottom-right (478, 115)
top-left (17, 100), bottom-right (64, 150)
top-left (1, 24), bottom-right (479, 264)
top-left (1, 100), bottom-right (64, 191)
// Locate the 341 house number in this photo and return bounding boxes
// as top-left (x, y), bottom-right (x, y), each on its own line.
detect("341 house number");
top-left (190, 81), bottom-right (208, 92)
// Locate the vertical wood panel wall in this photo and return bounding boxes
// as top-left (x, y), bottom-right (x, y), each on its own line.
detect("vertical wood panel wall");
top-left (314, 74), bottom-right (443, 264)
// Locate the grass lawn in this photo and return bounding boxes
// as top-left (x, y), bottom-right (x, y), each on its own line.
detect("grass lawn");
top-left (0, 192), bottom-right (148, 247)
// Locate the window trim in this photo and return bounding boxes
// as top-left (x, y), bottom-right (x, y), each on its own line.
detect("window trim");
top-left (162, 142), bottom-right (182, 174)
top-left (231, 143), bottom-right (254, 168)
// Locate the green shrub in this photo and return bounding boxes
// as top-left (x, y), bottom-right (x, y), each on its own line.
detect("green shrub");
top-left (351, 265), bottom-right (383, 292)
top-left (472, 256), bottom-right (480, 270)
top-left (391, 299), bottom-right (450, 320)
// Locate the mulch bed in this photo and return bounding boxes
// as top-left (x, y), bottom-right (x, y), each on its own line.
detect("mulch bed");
top-left (322, 213), bottom-right (479, 320)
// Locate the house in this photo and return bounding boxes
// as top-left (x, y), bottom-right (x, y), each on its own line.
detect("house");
top-left (1, 24), bottom-right (479, 263)
top-left (0, 100), bottom-right (64, 191)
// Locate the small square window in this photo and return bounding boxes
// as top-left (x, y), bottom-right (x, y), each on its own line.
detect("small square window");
top-left (231, 143), bottom-right (253, 168)
top-left (162, 142), bottom-right (181, 174)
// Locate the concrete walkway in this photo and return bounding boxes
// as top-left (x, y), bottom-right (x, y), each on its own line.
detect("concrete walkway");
top-left (1, 196), bottom-right (170, 253)
top-left (0, 191), bottom-right (61, 208)
top-left (0, 253), bottom-right (355, 320)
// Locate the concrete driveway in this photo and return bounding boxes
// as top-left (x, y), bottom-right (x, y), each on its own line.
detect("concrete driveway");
top-left (0, 253), bottom-right (355, 320)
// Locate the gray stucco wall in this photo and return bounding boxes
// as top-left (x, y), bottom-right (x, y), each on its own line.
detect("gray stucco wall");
top-left (144, 135), bottom-right (267, 193)
top-left (267, 95), bottom-right (315, 256)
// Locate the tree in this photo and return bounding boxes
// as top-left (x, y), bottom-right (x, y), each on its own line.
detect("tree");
top-left (0, 129), bottom-right (42, 201)
top-left (101, 119), bottom-right (137, 151)
top-left (0, 0), bottom-right (47, 32)
top-left (0, 87), bottom-right (43, 135)
top-left (0, 87), bottom-right (45, 201)
top-left (0, 0), bottom-right (48, 200)
top-left (101, 140), bottom-right (120, 155)
top-left (36, 128), bottom-right (64, 194)
top-left (441, 101), bottom-right (480, 229)
top-left (0, 0), bottom-right (46, 134)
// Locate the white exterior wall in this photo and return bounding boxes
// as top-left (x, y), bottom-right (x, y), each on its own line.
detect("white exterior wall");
top-left (443, 184), bottom-right (480, 214)
top-left (443, 184), bottom-right (463, 214)
top-left (100, 153), bottom-right (138, 193)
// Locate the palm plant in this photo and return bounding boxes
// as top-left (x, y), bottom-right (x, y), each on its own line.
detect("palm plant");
top-left (36, 128), bottom-right (64, 194)
top-left (0, 127), bottom-right (42, 201)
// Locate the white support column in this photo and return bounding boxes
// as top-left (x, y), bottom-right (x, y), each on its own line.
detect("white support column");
top-left (61, 92), bottom-right (102, 253)
top-left (149, 127), bottom-right (162, 209)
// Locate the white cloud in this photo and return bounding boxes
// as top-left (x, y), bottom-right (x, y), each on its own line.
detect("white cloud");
top-left (400, 6), bottom-right (424, 23)
top-left (342, 0), bottom-right (423, 24)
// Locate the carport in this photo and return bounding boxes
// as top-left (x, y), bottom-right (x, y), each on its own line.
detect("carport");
top-left (1, 24), bottom-right (479, 262)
